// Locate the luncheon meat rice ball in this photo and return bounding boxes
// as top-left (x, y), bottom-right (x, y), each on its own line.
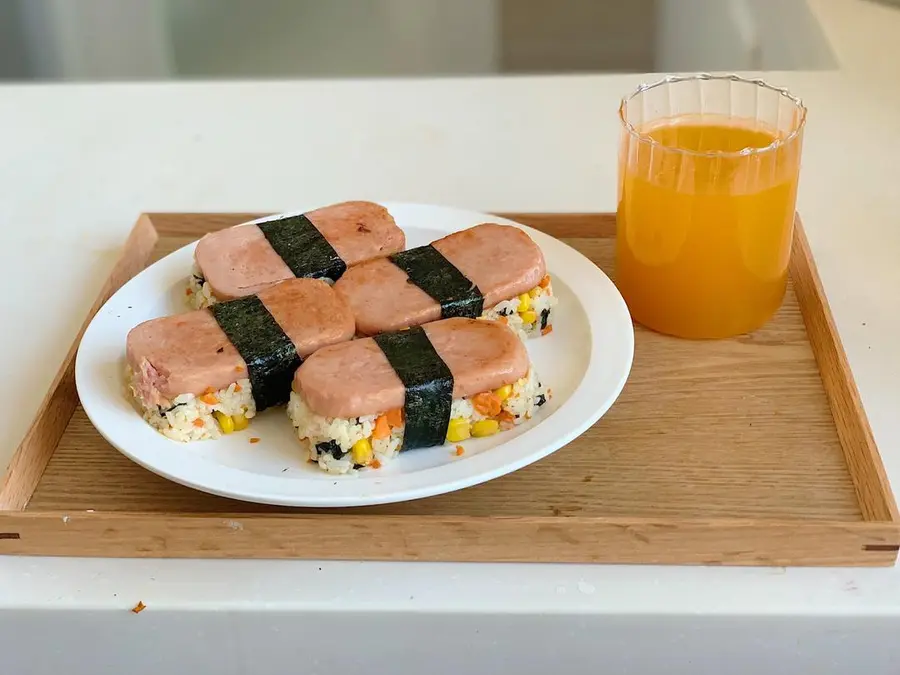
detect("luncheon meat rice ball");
top-left (288, 317), bottom-right (551, 474)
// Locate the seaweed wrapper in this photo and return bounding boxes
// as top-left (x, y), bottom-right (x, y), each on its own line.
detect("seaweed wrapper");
top-left (390, 245), bottom-right (484, 319)
top-left (259, 214), bottom-right (347, 282)
top-left (211, 295), bottom-right (302, 411)
top-left (373, 326), bottom-right (454, 450)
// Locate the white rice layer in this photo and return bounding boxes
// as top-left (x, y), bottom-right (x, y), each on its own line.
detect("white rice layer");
top-left (126, 366), bottom-right (256, 442)
top-left (287, 366), bottom-right (549, 475)
top-left (479, 278), bottom-right (558, 341)
top-left (186, 262), bottom-right (217, 310)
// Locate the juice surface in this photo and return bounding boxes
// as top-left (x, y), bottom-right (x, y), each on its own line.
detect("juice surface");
top-left (616, 116), bottom-right (801, 339)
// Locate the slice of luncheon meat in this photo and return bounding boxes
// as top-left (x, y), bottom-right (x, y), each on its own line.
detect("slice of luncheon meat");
top-left (334, 223), bottom-right (546, 336)
top-left (293, 317), bottom-right (529, 419)
top-left (194, 201), bottom-right (405, 301)
top-left (127, 278), bottom-right (354, 401)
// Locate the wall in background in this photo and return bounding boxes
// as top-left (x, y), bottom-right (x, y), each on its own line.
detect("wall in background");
top-left (0, 0), bottom-right (837, 82)
top-left (11, 0), bottom-right (172, 80)
top-left (656, 0), bottom-right (836, 72)
top-left (750, 0), bottom-right (836, 70)
top-left (500, 0), bottom-right (656, 73)
top-left (0, 1), bottom-right (30, 79)
top-left (167, 0), bottom-right (497, 77)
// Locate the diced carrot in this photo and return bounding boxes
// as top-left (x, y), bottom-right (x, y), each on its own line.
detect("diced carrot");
top-left (455, 445), bottom-right (465, 456)
top-left (372, 415), bottom-right (391, 440)
top-left (185, 288), bottom-right (193, 296)
top-left (497, 410), bottom-right (515, 429)
top-left (539, 274), bottom-right (551, 289)
top-left (371, 458), bottom-right (382, 469)
top-left (541, 325), bottom-right (553, 336)
top-left (234, 366), bottom-right (242, 372)
top-left (385, 408), bottom-right (403, 428)
top-left (203, 386), bottom-right (216, 395)
top-left (249, 437), bottom-right (260, 444)
top-left (192, 419), bottom-right (205, 428)
top-left (233, 383), bottom-right (242, 392)
top-left (472, 392), bottom-right (501, 417)
top-left (200, 393), bottom-right (218, 405)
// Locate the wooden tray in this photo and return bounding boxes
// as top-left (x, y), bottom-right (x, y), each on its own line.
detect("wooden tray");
top-left (1, 213), bottom-right (897, 566)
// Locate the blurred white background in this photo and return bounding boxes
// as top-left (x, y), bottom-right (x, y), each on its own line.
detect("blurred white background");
top-left (0, 0), bottom-right (838, 81)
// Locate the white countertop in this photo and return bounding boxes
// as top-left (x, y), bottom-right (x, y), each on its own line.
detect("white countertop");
top-left (3, 0), bottom-right (900, 672)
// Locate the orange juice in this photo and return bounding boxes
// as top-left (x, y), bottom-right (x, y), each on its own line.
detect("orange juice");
top-left (616, 115), bottom-right (803, 339)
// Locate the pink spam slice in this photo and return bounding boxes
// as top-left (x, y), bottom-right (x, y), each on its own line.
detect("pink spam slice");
top-left (194, 201), bottom-right (405, 301)
top-left (333, 223), bottom-right (546, 336)
top-left (294, 317), bottom-right (530, 419)
top-left (127, 278), bottom-right (355, 401)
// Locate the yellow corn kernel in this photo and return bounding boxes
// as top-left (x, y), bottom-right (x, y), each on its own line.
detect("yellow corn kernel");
top-left (471, 419), bottom-right (500, 438)
top-left (529, 287), bottom-right (542, 298)
top-left (520, 310), bottom-right (538, 325)
top-left (493, 384), bottom-right (513, 402)
top-left (232, 413), bottom-right (249, 431)
top-left (517, 293), bottom-right (531, 312)
top-left (446, 417), bottom-right (471, 442)
top-left (214, 411), bottom-right (234, 434)
top-left (351, 438), bottom-right (373, 465)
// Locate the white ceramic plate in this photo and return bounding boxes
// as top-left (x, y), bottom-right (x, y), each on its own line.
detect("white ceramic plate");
top-left (76, 203), bottom-right (634, 507)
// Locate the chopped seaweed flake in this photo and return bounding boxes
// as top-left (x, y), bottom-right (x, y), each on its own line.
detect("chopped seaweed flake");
top-left (316, 439), bottom-right (344, 459)
top-left (540, 308), bottom-right (550, 330)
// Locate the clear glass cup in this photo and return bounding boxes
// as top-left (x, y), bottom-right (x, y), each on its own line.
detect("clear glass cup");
top-left (616, 74), bottom-right (807, 339)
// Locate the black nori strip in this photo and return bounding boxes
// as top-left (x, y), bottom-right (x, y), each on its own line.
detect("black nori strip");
top-left (540, 308), bottom-right (550, 330)
top-left (211, 295), bottom-right (301, 411)
top-left (316, 439), bottom-right (344, 459)
top-left (258, 213), bottom-right (347, 281)
top-left (373, 326), bottom-right (453, 451)
top-left (389, 245), bottom-right (484, 319)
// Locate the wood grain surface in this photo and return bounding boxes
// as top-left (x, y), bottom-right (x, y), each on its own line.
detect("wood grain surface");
top-left (0, 511), bottom-right (897, 566)
top-left (789, 222), bottom-right (900, 523)
top-left (2, 211), bottom-right (896, 565)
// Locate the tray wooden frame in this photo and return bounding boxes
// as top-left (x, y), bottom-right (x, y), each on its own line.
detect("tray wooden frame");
top-left (1, 212), bottom-right (897, 566)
